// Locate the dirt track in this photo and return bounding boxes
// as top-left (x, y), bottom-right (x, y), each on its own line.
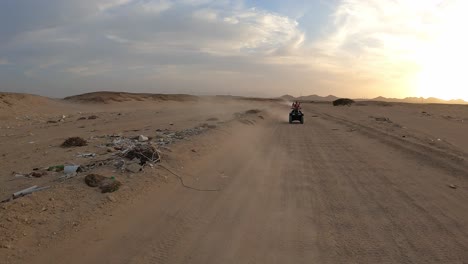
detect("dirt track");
top-left (15, 103), bottom-right (468, 263)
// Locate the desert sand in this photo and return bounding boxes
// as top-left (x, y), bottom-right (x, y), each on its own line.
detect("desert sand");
top-left (1, 92), bottom-right (468, 263)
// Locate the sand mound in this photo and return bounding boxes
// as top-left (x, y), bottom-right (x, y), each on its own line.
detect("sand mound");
top-left (0, 92), bottom-right (66, 119)
top-left (64, 92), bottom-right (198, 104)
top-left (0, 93), bottom-right (54, 109)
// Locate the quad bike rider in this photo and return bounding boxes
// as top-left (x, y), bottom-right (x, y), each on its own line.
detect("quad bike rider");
top-left (289, 101), bottom-right (304, 124)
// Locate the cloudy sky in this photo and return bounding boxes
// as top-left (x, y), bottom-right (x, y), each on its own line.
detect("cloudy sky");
top-left (0, 0), bottom-right (467, 100)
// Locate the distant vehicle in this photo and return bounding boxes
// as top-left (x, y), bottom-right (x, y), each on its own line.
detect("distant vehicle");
top-left (289, 101), bottom-right (304, 124)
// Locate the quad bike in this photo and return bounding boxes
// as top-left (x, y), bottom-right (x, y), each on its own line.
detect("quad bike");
top-left (289, 109), bottom-right (304, 124)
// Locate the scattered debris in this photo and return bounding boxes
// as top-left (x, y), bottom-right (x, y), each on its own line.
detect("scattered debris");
top-left (13, 186), bottom-right (46, 198)
top-left (1, 185), bottom-right (50, 203)
top-left (77, 117), bottom-right (87, 121)
top-left (57, 173), bottom-right (77, 181)
top-left (13, 173), bottom-right (27, 179)
top-left (61, 137), bottom-right (87, 147)
top-left (64, 165), bottom-right (81, 174)
top-left (138, 135), bottom-right (149, 142)
top-left (12, 171), bottom-right (47, 179)
top-left (48, 165), bottom-right (65, 172)
top-left (124, 144), bottom-right (160, 165)
top-left (258, 115), bottom-right (264, 119)
top-left (87, 115), bottom-right (98, 120)
top-left (191, 149), bottom-right (197, 153)
top-left (77, 153), bottom-right (96, 158)
top-left (126, 163), bottom-right (142, 173)
top-left (75, 124), bottom-right (214, 174)
top-left (29, 171), bottom-right (47, 178)
top-left (449, 184), bottom-right (457, 189)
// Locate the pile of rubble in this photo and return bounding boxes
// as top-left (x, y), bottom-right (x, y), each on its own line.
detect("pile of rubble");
top-left (3, 124), bottom-right (217, 202)
top-left (79, 135), bottom-right (162, 173)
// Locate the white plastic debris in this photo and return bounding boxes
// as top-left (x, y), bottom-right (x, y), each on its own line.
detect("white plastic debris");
top-left (138, 135), bottom-right (149, 142)
top-left (64, 165), bottom-right (80, 174)
top-left (77, 153), bottom-right (96, 158)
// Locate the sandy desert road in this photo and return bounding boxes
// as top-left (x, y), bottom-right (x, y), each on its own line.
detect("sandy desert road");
top-left (28, 104), bottom-right (468, 264)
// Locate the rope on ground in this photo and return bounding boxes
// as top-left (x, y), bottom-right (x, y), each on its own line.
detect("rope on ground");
top-left (158, 164), bottom-right (221, 192)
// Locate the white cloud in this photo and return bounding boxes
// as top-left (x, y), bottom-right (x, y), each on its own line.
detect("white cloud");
top-left (98, 0), bottom-right (133, 11)
top-left (64, 61), bottom-right (113, 76)
top-left (140, 0), bottom-right (173, 14)
top-left (106, 34), bottom-right (130, 43)
top-left (193, 8), bottom-right (218, 21)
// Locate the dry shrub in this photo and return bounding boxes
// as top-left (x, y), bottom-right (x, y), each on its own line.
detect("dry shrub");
top-left (99, 179), bottom-right (122, 193)
top-left (85, 174), bottom-right (107, 187)
top-left (333, 99), bottom-right (355, 106)
top-left (85, 174), bottom-right (122, 193)
top-left (62, 137), bottom-right (87, 147)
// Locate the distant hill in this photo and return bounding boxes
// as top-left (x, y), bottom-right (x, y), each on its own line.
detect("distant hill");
top-left (298, 95), bottom-right (339, 101)
top-left (280, 94), bottom-right (338, 102)
top-left (280, 94), bottom-right (467, 105)
top-left (366, 96), bottom-right (468, 105)
top-left (64, 91), bottom-right (199, 103)
top-left (280, 94), bottom-right (296, 101)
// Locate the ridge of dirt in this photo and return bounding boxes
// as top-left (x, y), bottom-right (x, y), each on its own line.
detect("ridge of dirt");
top-left (63, 92), bottom-right (199, 104)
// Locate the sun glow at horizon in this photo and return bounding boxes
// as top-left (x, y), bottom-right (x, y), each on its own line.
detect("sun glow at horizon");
top-left (414, 0), bottom-right (468, 101)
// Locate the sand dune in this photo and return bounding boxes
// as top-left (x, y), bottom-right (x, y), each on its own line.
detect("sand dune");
top-left (0, 93), bottom-right (55, 109)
